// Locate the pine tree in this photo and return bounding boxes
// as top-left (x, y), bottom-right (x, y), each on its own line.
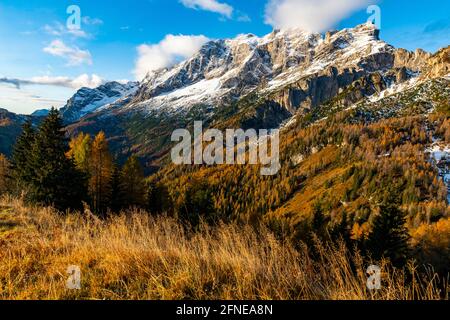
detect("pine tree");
top-left (89, 132), bottom-right (113, 215)
top-left (147, 181), bottom-right (171, 215)
top-left (110, 164), bottom-right (125, 213)
top-left (28, 108), bottom-right (87, 211)
top-left (310, 200), bottom-right (330, 240)
top-left (330, 211), bottom-right (351, 245)
top-left (180, 180), bottom-right (215, 226)
top-left (0, 154), bottom-right (11, 195)
top-left (11, 119), bottom-right (36, 190)
top-left (121, 155), bottom-right (146, 208)
top-left (366, 204), bottom-right (410, 267)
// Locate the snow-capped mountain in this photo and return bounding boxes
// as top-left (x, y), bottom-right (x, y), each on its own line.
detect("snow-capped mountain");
top-left (126, 23), bottom-right (429, 115)
top-left (60, 81), bottom-right (139, 123)
top-left (63, 22), bottom-right (447, 122)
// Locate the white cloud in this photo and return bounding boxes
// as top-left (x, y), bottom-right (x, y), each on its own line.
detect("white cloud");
top-left (82, 16), bottom-right (104, 25)
top-left (134, 34), bottom-right (210, 80)
top-left (43, 40), bottom-right (93, 66)
top-left (0, 74), bottom-right (104, 90)
top-left (31, 74), bottom-right (104, 89)
top-left (237, 14), bottom-right (252, 22)
top-left (180, 0), bottom-right (234, 18)
top-left (44, 22), bottom-right (90, 38)
top-left (265, 0), bottom-right (372, 32)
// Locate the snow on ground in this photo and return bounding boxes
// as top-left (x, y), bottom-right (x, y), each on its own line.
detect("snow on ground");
top-left (426, 142), bottom-right (450, 161)
top-left (426, 141), bottom-right (450, 203)
top-left (137, 78), bottom-right (228, 112)
top-left (81, 84), bottom-right (138, 116)
top-left (266, 25), bottom-right (389, 93)
top-left (368, 77), bottom-right (420, 103)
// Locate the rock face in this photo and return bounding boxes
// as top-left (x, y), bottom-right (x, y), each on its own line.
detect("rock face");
top-left (128, 23), bottom-right (447, 117)
top-left (60, 81), bottom-right (139, 123)
top-left (422, 46), bottom-right (450, 79)
top-left (394, 48), bottom-right (432, 71)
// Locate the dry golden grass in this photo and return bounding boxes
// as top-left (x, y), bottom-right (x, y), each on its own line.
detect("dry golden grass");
top-left (0, 196), bottom-right (446, 300)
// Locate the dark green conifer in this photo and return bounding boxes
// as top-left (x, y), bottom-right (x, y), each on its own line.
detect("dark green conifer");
top-left (28, 108), bottom-right (87, 211)
top-left (11, 119), bottom-right (36, 190)
top-left (366, 204), bottom-right (410, 267)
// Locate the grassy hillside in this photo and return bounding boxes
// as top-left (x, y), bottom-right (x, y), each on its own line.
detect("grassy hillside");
top-left (0, 196), bottom-right (446, 300)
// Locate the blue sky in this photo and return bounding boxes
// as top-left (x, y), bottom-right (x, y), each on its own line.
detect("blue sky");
top-left (0, 0), bottom-right (449, 114)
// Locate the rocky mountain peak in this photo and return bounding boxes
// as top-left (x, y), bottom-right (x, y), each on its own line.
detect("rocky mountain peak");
top-left (60, 81), bottom-right (139, 123)
top-left (59, 23), bottom-right (447, 128)
top-left (129, 23), bottom-right (391, 114)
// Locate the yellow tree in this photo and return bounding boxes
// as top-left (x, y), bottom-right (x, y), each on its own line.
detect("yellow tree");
top-left (89, 132), bottom-right (113, 214)
top-left (67, 132), bottom-right (92, 173)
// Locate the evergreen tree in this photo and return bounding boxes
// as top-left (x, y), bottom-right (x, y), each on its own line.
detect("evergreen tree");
top-left (147, 181), bottom-right (171, 215)
top-left (110, 164), bottom-right (125, 213)
top-left (366, 204), bottom-right (410, 267)
top-left (0, 154), bottom-right (11, 195)
top-left (28, 108), bottom-right (87, 211)
top-left (180, 180), bottom-right (215, 226)
top-left (310, 200), bottom-right (330, 240)
top-left (11, 119), bottom-right (36, 191)
top-left (329, 211), bottom-right (352, 245)
top-left (121, 155), bottom-right (146, 208)
top-left (89, 132), bottom-right (113, 215)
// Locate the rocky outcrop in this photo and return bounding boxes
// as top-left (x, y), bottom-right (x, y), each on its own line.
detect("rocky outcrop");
top-left (394, 48), bottom-right (431, 72)
top-left (421, 46), bottom-right (450, 79)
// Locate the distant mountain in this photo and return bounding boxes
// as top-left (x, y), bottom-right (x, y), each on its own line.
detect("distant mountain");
top-left (31, 109), bottom-right (50, 117)
top-left (0, 107), bottom-right (50, 157)
top-left (60, 81), bottom-right (139, 123)
top-left (0, 108), bottom-right (26, 157)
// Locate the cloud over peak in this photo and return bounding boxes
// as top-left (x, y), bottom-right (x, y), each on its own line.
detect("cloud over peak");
top-left (0, 74), bottom-right (104, 90)
top-left (265, 0), bottom-right (373, 33)
top-left (134, 34), bottom-right (210, 80)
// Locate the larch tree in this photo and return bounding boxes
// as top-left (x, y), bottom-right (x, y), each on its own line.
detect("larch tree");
top-left (89, 131), bottom-right (113, 215)
top-left (67, 132), bottom-right (92, 174)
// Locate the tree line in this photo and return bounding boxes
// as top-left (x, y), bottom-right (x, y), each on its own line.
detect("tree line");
top-left (0, 108), bottom-right (159, 215)
top-left (0, 108), bottom-right (215, 222)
